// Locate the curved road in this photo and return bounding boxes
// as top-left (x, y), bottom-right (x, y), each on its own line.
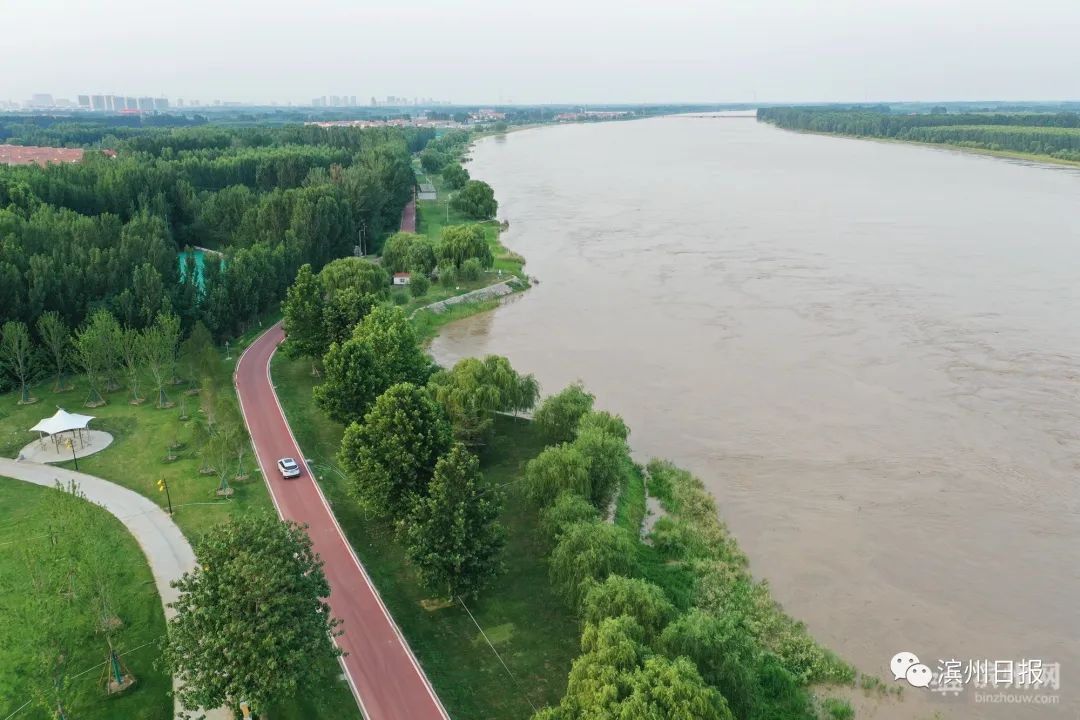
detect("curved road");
top-left (234, 322), bottom-right (449, 720)
top-left (0, 458), bottom-right (229, 720)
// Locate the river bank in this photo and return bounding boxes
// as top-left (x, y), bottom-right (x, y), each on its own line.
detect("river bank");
top-left (772, 125), bottom-right (1080, 168)
top-left (429, 116), bottom-right (1080, 719)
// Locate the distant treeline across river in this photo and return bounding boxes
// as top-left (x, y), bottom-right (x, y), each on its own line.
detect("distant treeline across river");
top-left (757, 106), bottom-right (1080, 162)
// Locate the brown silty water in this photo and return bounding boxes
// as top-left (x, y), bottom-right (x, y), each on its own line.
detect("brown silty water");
top-left (430, 116), bottom-right (1080, 719)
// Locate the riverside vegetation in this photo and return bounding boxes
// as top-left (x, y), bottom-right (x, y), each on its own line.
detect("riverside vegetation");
top-left (3, 114), bottom-right (858, 718)
top-left (276, 267), bottom-right (858, 719)
top-left (758, 106), bottom-right (1080, 164)
top-left (0, 118), bottom-right (431, 718)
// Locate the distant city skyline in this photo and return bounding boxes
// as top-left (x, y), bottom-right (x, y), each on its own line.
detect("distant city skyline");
top-left (2, 0), bottom-right (1079, 104)
top-left (1, 91), bottom-right (460, 111)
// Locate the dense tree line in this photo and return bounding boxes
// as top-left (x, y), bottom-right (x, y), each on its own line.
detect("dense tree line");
top-left (0, 121), bottom-right (424, 348)
top-left (283, 280), bottom-right (539, 597)
top-left (0, 115), bottom-right (208, 146)
top-left (518, 382), bottom-right (856, 720)
top-left (758, 106), bottom-right (1080, 161)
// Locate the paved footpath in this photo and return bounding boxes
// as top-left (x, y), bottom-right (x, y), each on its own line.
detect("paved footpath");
top-left (0, 457), bottom-right (229, 720)
top-left (235, 323), bottom-right (450, 720)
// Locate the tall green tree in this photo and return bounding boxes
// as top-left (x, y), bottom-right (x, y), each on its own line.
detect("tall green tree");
top-left (281, 263), bottom-right (327, 361)
top-left (441, 162), bottom-right (469, 190)
top-left (659, 609), bottom-right (758, 720)
top-left (537, 617), bottom-right (734, 720)
top-left (549, 521), bottom-right (638, 609)
top-left (120, 327), bottom-right (144, 404)
top-left (143, 313), bottom-right (181, 408)
top-left (574, 427), bottom-right (632, 509)
top-left (163, 515), bottom-right (341, 716)
top-left (338, 382), bottom-right (452, 517)
top-left (438, 224), bottom-right (493, 269)
top-left (525, 444), bottom-right (592, 508)
top-left (451, 180), bottom-right (498, 220)
top-left (178, 320), bottom-right (217, 390)
top-left (402, 444), bottom-right (506, 598)
top-left (321, 287), bottom-right (378, 349)
top-left (318, 256), bottom-right (390, 299)
top-left (36, 311), bottom-right (71, 392)
top-left (0, 320), bottom-right (35, 404)
top-left (380, 232), bottom-right (424, 274)
top-left (73, 309), bottom-right (119, 405)
top-left (534, 382), bottom-right (595, 444)
top-left (426, 355), bottom-right (539, 446)
top-left (315, 305), bottom-right (432, 423)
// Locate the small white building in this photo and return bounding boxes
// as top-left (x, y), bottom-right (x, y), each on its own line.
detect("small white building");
top-left (393, 272), bottom-right (411, 286)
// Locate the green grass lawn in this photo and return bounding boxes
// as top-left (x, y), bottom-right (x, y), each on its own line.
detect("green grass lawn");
top-left (0, 478), bottom-right (170, 720)
top-left (0, 328), bottom-right (360, 718)
top-left (271, 352), bottom-right (581, 719)
top-left (0, 375), bottom-right (273, 544)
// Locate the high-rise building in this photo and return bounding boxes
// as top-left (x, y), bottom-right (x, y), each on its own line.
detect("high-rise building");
top-left (153, 98), bottom-right (169, 110)
top-left (77, 95), bottom-right (91, 109)
top-left (91, 95), bottom-right (106, 111)
top-left (350, 95), bottom-right (357, 106)
top-left (29, 93), bottom-right (54, 107)
top-left (125, 97), bottom-right (137, 110)
top-left (137, 97), bottom-right (155, 111)
top-left (312, 96), bottom-right (326, 107)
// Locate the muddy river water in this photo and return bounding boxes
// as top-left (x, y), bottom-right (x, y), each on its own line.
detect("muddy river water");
top-left (429, 116), bottom-right (1079, 718)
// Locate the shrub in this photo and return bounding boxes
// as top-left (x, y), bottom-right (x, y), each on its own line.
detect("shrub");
top-left (460, 257), bottom-right (483, 281)
top-left (409, 274), bottom-right (430, 298)
top-left (438, 263), bottom-right (458, 287)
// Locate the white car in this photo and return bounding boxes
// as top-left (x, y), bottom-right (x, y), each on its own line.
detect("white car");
top-left (277, 457), bottom-right (301, 478)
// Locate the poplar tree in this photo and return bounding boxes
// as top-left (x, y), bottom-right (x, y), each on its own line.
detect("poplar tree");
top-left (0, 320), bottom-right (35, 404)
top-left (36, 311), bottom-right (71, 392)
top-left (403, 444), bottom-right (505, 598)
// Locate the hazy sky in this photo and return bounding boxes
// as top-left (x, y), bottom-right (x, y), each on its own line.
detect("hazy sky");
top-left (3, 0), bottom-right (1079, 105)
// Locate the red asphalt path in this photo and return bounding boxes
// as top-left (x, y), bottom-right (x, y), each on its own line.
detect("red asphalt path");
top-left (235, 322), bottom-right (449, 720)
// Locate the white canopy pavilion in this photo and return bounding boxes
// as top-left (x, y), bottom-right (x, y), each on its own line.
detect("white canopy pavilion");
top-left (29, 408), bottom-right (95, 452)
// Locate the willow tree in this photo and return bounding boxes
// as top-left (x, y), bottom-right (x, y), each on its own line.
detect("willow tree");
top-left (0, 320), bottom-right (35, 404)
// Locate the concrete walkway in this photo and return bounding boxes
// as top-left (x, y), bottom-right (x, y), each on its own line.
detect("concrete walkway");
top-left (0, 457), bottom-right (229, 720)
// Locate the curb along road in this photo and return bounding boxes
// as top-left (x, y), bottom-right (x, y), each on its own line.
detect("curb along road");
top-left (234, 322), bottom-right (450, 720)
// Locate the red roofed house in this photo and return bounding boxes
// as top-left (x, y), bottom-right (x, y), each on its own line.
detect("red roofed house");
top-left (0, 145), bottom-right (117, 167)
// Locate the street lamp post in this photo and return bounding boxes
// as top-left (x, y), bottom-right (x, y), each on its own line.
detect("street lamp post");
top-left (157, 478), bottom-right (173, 514)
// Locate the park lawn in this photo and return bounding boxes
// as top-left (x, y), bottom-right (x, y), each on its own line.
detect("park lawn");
top-left (0, 338), bottom-right (360, 719)
top-left (271, 352), bottom-right (581, 720)
top-left (0, 478), bottom-right (170, 720)
top-left (0, 375), bottom-right (273, 544)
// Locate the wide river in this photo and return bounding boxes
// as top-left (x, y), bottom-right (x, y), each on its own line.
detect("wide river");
top-left (430, 116), bottom-right (1079, 718)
